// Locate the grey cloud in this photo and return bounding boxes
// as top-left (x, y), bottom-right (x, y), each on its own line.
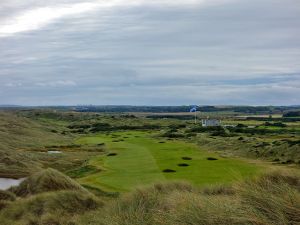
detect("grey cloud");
top-left (0, 0), bottom-right (299, 105)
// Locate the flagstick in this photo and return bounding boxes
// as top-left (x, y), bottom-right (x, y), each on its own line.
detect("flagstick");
top-left (194, 110), bottom-right (197, 124)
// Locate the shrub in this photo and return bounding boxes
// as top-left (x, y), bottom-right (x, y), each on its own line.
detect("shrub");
top-left (169, 124), bottom-right (186, 129)
top-left (283, 111), bottom-right (300, 117)
top-left (162, 130), bottom-right (185, 138)
top-left (67, 165), bottom-right (101, 179)
top-left (0, 190), bottom-right (16, 201)
top-left (264, 122), bottom-right (287, 127)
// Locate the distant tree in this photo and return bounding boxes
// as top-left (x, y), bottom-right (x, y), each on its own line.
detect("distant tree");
top-left (283, 111), bottom-right (300, 117)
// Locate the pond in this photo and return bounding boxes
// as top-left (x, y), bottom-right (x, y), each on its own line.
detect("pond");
top-left (48, 151), bottom-right (62, 154)
top-left (0, 178), bottom-right (25, 190)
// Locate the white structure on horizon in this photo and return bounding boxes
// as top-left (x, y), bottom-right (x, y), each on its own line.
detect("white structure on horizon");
top-left (201, 119), bottom-right (221, 127)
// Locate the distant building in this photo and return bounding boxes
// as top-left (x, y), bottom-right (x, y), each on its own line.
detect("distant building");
top-left (201, 119), bottom-right (221, 127)
top-left (223, 124), bottom-right (236, 128)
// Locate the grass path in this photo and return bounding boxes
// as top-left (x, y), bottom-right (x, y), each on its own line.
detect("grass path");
top-left (76, 131), bottom-right (261, 192)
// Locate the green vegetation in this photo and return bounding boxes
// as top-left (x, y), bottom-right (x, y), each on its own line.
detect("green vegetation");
top-left (77, 171), bottom-right (300, 225)
top-left (71, 105), bottom-right (300, 114)
top-left (1, 190), bottom-right (102, 225)
top-left (0, 111), bottom-right (105, 178)
top-left (283, 111), bottom-right (300, 117)
top-left (76, 131), bottom-right (260, 192)
top-left (0, 190), bottom-right (16, 201)
top-left (0, 168), bottom-right (102, 224)
top-left (0, 108), bottom-right (299, 225)
top-left (10, 168), bottom-right (88, 197)
top-left (1, 170), bottom-right (299, 225)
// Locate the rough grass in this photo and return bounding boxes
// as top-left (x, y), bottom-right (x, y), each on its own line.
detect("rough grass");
top-left (0, 111), bottom-right (105, 179)
top-left (77, 170), bottom-right (300, 225)
top-left (0, 190), bottom-right (16, 201)
top-left (0, 111), bottom-right (73, 178)
top-left (0, 168), bottom-right (103, 225)
top-left (0, 190), bottom-right (103, 225)
top-left (0, 170), bottom-right (299, 225)
top-left (0, 112), bottom-right (69, 151)
top-left (195, 132), bottom-right (300, 164)
top-left (67, 165), bottom-right (102, 179)
top-left (10, 168), bottom-right (88, 197)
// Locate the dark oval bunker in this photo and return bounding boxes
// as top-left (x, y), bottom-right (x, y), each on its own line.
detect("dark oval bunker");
top-left (182, 157), bottom-right (192, 160)
top-left (207, 157), bottom-right (218, 161)
top-left (162, 169), bottom-right (176, 173)
top-left (178, 163), bottom-right (189, 167)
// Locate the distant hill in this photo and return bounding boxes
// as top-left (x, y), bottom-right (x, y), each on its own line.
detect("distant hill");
top-left (1, 105), bottom-right (300, 114)
top-left (73, 105), bottom-right (300, 114)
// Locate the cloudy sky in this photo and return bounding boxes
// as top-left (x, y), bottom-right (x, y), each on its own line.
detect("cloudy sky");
top-left (0, 0), bottom-right (299, 106)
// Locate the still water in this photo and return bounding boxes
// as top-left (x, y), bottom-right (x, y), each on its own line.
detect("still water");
top-left (0, 178), bottom-right (25, 190)
top-left (48, 151), bottom-right (62, 154)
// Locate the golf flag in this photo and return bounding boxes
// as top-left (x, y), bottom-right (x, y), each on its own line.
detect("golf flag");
top-left (190, 106), bottom-right (197, 112)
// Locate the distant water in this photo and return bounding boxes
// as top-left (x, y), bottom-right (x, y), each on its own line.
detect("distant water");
top-left (0, 178), bottom-right (25, 190)
top-left (48, 151), bottom-right (62, 154)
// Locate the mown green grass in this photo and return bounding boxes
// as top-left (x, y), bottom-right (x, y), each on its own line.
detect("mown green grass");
top-left (76, 131), bottom-right (261, 192)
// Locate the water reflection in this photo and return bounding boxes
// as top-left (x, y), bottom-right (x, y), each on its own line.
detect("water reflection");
top-left (0, 178), bottom-right (25, 190)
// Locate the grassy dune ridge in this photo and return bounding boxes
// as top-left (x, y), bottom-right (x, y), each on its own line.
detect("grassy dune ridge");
top-left (0, 169), bottom-right (299, 225)
top-left (10, 168), bottom-right (89, 197)
top-left (0, 111), bottom-right (105, 178)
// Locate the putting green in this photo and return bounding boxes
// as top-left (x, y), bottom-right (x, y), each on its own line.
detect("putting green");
top-left (76, 131), bottom-right (261, 192)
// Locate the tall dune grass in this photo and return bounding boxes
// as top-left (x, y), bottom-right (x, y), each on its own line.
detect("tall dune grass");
top-left (10, 168), bottom-right (88, 197)
top-left (0, 170), bottom-right (299, 225)
top-left (79, 170), bottom-right (300, 225)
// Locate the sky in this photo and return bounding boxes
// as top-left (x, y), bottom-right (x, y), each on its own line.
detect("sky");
top-left (0, 0), bottom-right (299, 106)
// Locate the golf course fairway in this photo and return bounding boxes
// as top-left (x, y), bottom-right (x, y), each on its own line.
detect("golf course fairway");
top-left (76, 131), bottom-right (261, 192)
